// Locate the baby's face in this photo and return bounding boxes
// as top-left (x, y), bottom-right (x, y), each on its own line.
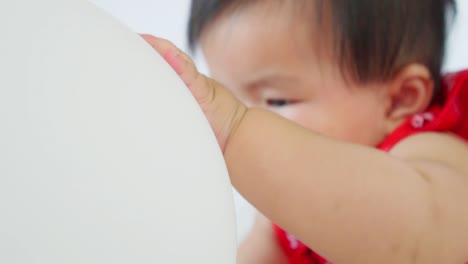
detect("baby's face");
top-left (200, 4), bottom-right (390, 146)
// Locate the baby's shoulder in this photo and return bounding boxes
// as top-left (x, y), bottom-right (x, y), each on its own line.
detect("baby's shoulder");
top-left (390, 132), bottom-right (468, 175)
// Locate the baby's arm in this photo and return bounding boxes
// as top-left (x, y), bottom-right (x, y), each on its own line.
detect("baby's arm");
top-left (142, 35), bottom-right (468, 264)
top-left (237, 213), bottom-right (287, 264)
top-left (226, 106), bottom-right (468, 264)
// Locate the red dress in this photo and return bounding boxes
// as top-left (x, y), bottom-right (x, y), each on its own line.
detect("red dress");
top-left (272, 70), bottom-right (468, 263)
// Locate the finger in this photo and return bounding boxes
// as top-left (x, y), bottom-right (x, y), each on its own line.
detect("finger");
top-left (139, 34), bottom-right (215, 105)
top-left (140, 34), bottom-right (173, 56)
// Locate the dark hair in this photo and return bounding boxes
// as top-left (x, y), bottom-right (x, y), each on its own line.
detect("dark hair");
top-left (188, 0), bottom-right (457, 95)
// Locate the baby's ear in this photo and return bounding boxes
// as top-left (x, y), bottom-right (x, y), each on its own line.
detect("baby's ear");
top-left (384, 63), bottom-right (434, 132)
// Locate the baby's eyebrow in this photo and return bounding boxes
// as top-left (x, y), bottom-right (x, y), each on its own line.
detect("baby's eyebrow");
top-left (245, 74), bottom-right (300, 91)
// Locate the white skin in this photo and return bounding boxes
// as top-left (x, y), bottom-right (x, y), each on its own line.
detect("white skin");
top-left (140, 3), bottom-right (468, 263)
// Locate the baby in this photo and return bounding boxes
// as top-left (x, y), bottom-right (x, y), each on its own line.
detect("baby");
top-left (142, 0), bottom-right (468, 263)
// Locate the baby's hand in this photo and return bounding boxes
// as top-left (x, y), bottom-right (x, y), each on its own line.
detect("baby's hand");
top-left (140, 34), bottom-right (247, 152)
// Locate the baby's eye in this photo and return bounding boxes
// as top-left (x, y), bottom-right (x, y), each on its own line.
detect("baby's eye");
top-left (266, 99), bottom-right (294, 107)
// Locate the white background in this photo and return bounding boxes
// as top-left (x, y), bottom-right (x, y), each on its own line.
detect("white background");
top-left (91, 0), bottom-right (468, 243)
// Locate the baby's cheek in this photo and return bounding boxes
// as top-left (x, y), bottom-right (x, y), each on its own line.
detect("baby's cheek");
top-left (336, 114), bottom-right (385, 146)
top-left (273, 106), bottom-right (309, 125)
top-left (281, 106), bottom-right (334, 135)
top-left (296, 110), bottom-right (367, 143)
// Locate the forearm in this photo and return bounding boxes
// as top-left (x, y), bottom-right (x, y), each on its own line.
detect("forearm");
top-left (224, 108), bottom-right (438, 263)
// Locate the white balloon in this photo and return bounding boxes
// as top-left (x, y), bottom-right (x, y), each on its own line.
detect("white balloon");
top-left (0, 0), bottom-right (237, 263)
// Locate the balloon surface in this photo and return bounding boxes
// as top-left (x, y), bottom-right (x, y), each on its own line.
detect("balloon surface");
top-left (0, 0), bottom-right (237, 263)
